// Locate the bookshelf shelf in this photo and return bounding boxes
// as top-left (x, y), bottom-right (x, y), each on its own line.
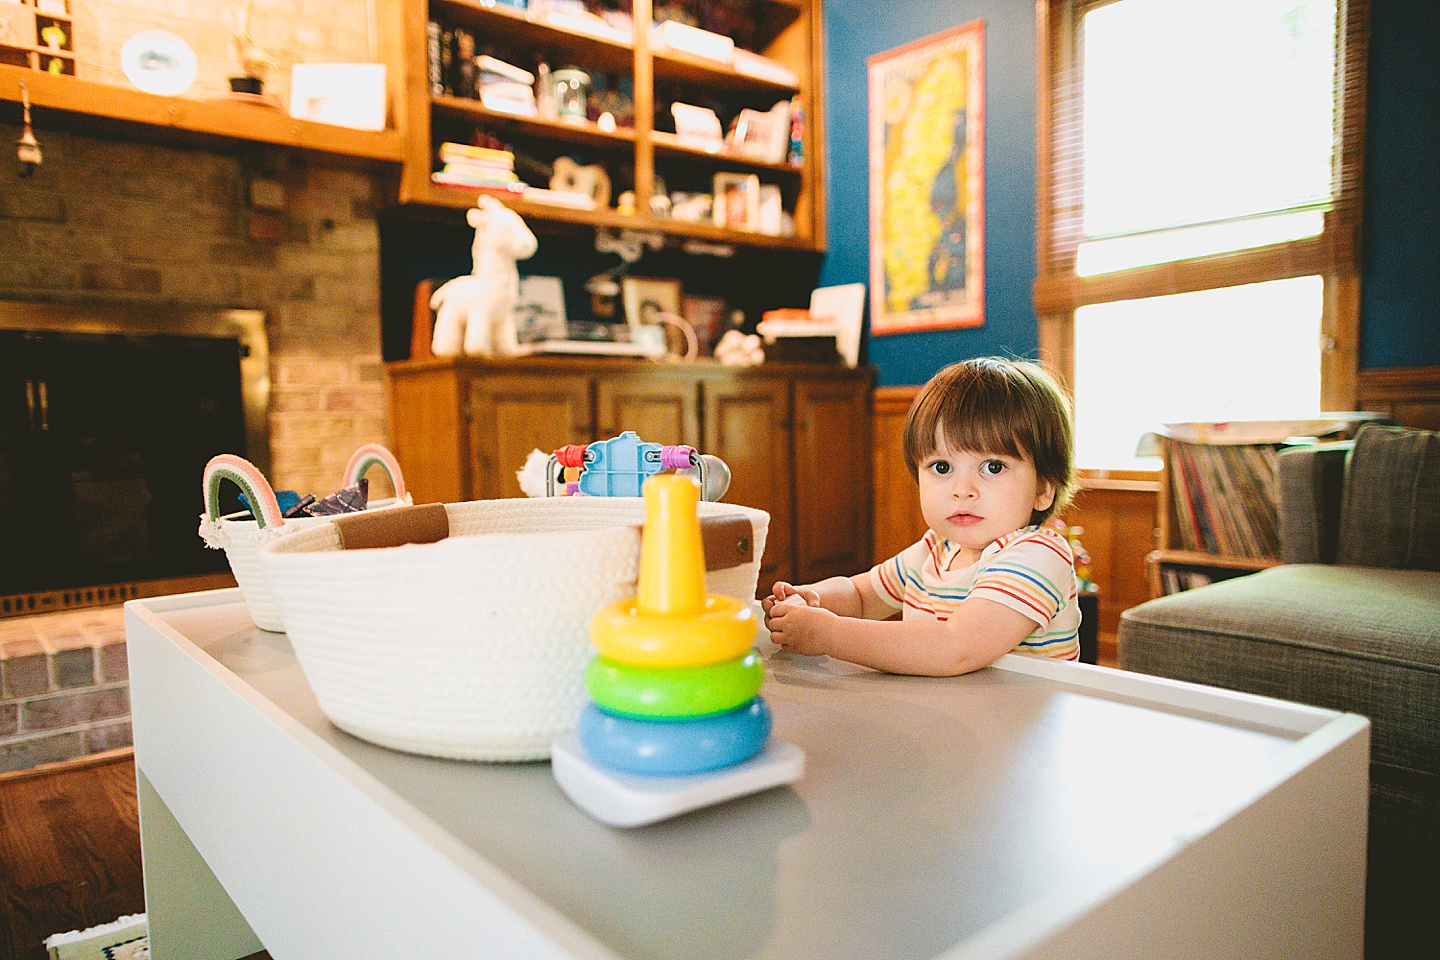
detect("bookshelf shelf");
top-left (650, 130), bottom-right (801, 175)
top-left (432, 95), bottom-right (636, 151)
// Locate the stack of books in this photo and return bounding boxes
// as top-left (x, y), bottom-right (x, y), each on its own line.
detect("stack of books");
top-left (431, 142), bottom-right (525, 193)
top-left (1166, 441), bottom-right (1282, 559)
top-left (478, 55), bottom-right (536, 116)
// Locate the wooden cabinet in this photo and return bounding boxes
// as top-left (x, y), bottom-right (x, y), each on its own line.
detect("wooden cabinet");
top-left (792, 376), bottom-right (872, 583)
top-left (386, 356), bottom-right (874, 595)
top-left (397, 0), bottom-right (824, 252)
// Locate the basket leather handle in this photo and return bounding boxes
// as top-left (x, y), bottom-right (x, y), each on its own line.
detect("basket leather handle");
top-left (332, 503), bottom-right (450, 550)
top-left (203, 454), bottom-right (284, 530)
top-left (344, 443), bottom-right (408, 499)
top-left (697, 514), bottom-right (755, 571)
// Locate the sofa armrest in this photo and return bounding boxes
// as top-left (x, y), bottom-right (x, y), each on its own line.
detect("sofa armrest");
top-left (1277, 441), bottom-right (1351, 564)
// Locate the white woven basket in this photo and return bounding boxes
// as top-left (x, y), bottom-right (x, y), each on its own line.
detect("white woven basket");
top-left (198, 445), bottom-right (411, 632)
top-left (259, 496), bottom-right (769, 761)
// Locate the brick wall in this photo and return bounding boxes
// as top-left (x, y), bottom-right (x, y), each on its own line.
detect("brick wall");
top-left (0, 123), bottom-right (392, 497)
top-left (0, 607), bottom-right (131, 773)
top-left (0, 131), bottom-right (390, 770)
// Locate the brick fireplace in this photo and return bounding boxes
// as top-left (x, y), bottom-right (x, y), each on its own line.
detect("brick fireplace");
top-left (0, 121), bottom-right (394, 772)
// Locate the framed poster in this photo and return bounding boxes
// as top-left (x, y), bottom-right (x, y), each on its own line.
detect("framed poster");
top-left (868, 21), bottom-right (985, 334)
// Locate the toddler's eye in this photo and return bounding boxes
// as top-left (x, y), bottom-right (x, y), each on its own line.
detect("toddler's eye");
top-left (929, 460), bottom-right (952, 476)
top-left (982, 459), bottom-right (1005, 475)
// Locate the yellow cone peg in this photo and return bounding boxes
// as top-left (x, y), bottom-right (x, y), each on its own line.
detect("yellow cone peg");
top-left (589, 474), bottom-right (755, 668)
top-left (637, 472), bottom-right (706, 615)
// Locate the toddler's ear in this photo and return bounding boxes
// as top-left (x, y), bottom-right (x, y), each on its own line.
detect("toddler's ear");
top-left (1034, 480), bottom-right (1056, 513)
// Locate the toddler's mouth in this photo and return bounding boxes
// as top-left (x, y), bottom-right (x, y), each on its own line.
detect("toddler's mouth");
top-left (948, 512), bottom-right (983, 525)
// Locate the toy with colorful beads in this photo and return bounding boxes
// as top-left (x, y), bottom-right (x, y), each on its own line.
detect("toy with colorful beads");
top-left (544, 431), bottom-right (732, 502)
top-left (551, 473), bottom-right (804, 826)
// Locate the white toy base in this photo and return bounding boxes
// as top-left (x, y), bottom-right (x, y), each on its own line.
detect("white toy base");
top-left (551, 735), bottom-right (805, 828)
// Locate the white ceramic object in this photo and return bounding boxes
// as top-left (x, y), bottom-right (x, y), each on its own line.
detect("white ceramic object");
top-left (121, 30), bottom-right (198, 96)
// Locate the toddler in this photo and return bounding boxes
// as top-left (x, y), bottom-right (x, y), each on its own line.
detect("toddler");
top-left (763, 357), bottom-right (1079, 676)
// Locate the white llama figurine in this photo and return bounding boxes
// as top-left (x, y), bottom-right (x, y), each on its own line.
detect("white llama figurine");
top-left (429, 196), bottom-right (539, 356)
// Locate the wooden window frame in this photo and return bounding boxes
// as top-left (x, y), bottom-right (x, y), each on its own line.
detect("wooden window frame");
top-left (1034, 0), bottom-right (1370, 482)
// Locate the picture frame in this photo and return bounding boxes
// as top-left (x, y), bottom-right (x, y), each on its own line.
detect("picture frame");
top-left (712, 172), bottom-right (760, 231)
top-left (868, 21), bottom-right (986, 334)
top-left (512, 275), bottom-right (568, 344)
top-left (289, 62), bottom-right (388, 131)
top-left (621, 276), bottom-right (684, 346)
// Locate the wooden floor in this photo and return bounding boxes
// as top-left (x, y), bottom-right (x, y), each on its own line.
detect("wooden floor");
top-left (0, 749), bottom-right (271, 960)
top-left (0, 749), bottom-right (145, 960)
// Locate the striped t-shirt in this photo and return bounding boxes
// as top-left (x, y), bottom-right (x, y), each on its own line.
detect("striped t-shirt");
top-left (868, 525), bottom-right (1081, 660)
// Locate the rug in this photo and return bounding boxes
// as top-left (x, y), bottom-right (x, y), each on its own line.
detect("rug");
top-left (43, 913), bottom-right (148, 960)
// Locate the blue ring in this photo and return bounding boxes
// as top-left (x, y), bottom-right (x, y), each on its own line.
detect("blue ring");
top-left (577, 698), bottom-right (771, 776)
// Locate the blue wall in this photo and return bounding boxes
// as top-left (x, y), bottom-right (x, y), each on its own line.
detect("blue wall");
top-left (1359, 0), bottom-right (1440, 369)
top-left (822, 0), bottom-right (1440, 385)
top-left (820, 0), bottom-right (1037, 387)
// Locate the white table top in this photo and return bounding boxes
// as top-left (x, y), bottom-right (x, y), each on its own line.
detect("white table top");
top-left (129, 590), bottom-right (1362, 960)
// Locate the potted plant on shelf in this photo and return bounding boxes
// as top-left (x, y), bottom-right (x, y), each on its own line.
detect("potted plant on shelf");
top-left (229, 0), bottom-right (278, 96)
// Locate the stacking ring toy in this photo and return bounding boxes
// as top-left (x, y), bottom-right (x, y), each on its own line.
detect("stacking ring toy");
top-left (590, 595), bottom-right (755, 668)
top-left (577, 699), bottom-right (772, 776)
top-left (586, 653), bottom-right (764, 720)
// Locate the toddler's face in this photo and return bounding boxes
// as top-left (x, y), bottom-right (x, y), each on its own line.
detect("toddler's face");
top-left (916, 429), bottom-right (1055, 561)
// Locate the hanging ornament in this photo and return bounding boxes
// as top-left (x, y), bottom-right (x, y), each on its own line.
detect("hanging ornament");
top-left (17, 81), bottom-right (42, 176)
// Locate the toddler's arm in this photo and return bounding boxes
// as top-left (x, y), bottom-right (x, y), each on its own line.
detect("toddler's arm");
top-left (766, 596), bottom-right (1041, 677)
top-left (762, 574), bottom-right (890, 625)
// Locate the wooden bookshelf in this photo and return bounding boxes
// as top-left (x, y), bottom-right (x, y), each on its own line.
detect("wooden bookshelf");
top-left (1147, 414), bottom-right (1389, 597)
top-left (0, 63), bottom-right (405, 164)
top-left (402, 0), bottom-right (823, 251)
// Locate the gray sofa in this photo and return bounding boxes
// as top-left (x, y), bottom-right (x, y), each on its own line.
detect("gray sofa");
top-left (1118, 424), bottom-right (1439, 958)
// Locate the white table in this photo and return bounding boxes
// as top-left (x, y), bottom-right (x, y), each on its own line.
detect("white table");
top-left (126, 589), bottom-right (1368, 960)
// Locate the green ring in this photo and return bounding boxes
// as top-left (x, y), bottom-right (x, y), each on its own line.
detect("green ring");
top-left (586, 652), bottom-right (764, 720)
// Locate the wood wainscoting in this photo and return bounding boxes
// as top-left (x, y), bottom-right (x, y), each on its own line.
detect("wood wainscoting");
top-left (872, 387), bottom-right (1156, 662)
top-left (1357, 367), bottom-right (1440, 432)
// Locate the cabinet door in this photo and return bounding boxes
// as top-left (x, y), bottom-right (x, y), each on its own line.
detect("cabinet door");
top-left (702, 374), bottom-right (792, 593)
top-left (595, 373), bottom-right (699, 448)
top-left (469, 374), bottom-right (592, 499)
top-left (793, 378), bottom-right (872, 583)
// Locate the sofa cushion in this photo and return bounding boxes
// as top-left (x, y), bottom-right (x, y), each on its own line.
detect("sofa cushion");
top-left (1336, 424), bottom-right (1440, 571)
top-left (1118, 564), bottom-right (1440, 781)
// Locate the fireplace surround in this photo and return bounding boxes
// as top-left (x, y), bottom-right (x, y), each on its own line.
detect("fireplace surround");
top-left (1, 300), bottom-right (271, 616)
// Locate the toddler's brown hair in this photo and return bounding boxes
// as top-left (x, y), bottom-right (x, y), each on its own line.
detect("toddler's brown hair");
top-left (902, 357), bottom-right (1075, 526)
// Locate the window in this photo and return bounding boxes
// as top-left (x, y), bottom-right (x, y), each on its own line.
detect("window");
top-left (1036, 0), bottom-right (1368, 470)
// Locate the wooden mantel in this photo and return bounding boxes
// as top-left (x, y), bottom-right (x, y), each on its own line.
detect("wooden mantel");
top-left (0, 63), bottom-right (405, 164)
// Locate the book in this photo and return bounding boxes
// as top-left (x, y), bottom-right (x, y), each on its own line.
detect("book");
top-left (440, 28), bottom-right (455, 96)
top-left (426, 21), bottom-right (444, 96)
top-left (477, 55), bottom-right (534, 86)
top-left (652, 20), bottom-right (733, 64)
top-left (455, 29), bottom-right (477, 99)
top-left (438, 142), bottom-right (514, 164)
top-left (430, 171), bottom-right (526, 192)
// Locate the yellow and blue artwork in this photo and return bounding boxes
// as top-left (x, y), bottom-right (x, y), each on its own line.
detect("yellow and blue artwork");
top-left (868, 20), bottom-right (986, 334)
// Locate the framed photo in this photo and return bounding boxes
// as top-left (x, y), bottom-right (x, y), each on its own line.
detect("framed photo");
top-left (512, 275), bottom-right (568, 344)
top-left (712, 172), bottom-right (760, 231)
top-left (868, 21), bottom-right (985, 334)
top-left (621, 276), bottom-right (683, 345)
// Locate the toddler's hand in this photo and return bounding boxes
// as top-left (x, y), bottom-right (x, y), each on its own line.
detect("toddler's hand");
top-left (762, 582), bottom-right (820, 627)
top-left (766, 601), bottom-right (834, 657)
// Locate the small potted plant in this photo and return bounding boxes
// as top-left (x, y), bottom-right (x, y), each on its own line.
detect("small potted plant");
top-left (230, 0), bottom-right (278, 96)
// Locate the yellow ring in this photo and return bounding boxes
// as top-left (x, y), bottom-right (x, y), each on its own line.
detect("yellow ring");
top-left (590, 594), bottom-right (756, 668)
